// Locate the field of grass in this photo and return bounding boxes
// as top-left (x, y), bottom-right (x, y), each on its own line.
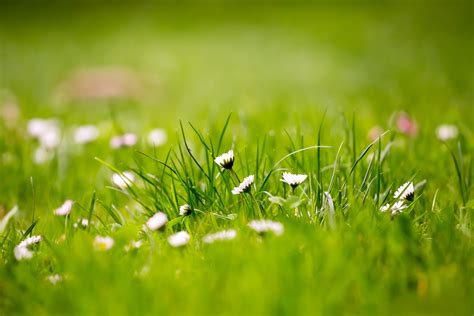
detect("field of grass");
top-left (0, 2), bottom-right (473, 315)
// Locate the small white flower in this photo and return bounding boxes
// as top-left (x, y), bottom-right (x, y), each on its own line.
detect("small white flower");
top-left (232, 175), bottom-right (254, 195)
top-left (73, 125), bottom-right (99, 144)
top-left (110, 133), bottom-right (137, 149)
top-left (281, 172), bottom-right (308, 189)
top-left (111, 171), bottom-right (135, 189)
top-left (248, 220), bottom-right (284, 236)
top-left (93, 235), bottom-right (114, 251)
top-left (18, 235), bottom-right (42, 248)
top-left (202, 229), bottom-right (237, 244)
top-left (38, 126), bottom-right (61, 149)
top-left (47, 274), bottom-right (63, 285)
top-left (14, 246), bottom-right (33, 261)
top-left (33, 146), bottom-right (54, 164)
top-left (394, 181), bottom-right (415, 201)
top-left (148, 128), bottom-right (167, 146)
top-left (179, 204), bottom-right (192, 216)
top-left (73, 218), bottom-right (89, 229)
top-left (436, 124), bottom-right (458, 141)
top-left (124, 240), bottom-right (143, 252)
top-left (54, 200), bottom-right (74, 216)
top-left (214, 150), bottom-right (234, 170)
top-left (168, 231), bottom-right (190, 247)
top-left (146, 212), bottom-right (168, 231)
top-left (14, 235), bottom-right (42, 261)
top-left (380, 201), bottom-right (407, 216)
top-left (27, 118), bottom-right (58, 139)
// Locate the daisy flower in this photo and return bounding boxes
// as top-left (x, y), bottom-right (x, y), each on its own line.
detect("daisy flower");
top-left (146, 212), bottom-right (168, 231)
top-left (73, 125), bottom-right (99, 144)
top-left (54, 200), bottom-right (74, 216)
top-left (436, 124), bottom-right (458, 141)
top-left (394, 181), bottom-right (415, 201)
top-left (110, 133), bottom-right (137, 149)
top-left (179, 204), bottom-right (192, 216)
top-left (147, 128), bottom-right (168, 146)
top-left (396, 112), bottom-right (418, 137)
top-left (73, 218), bottom-right (89, 229)
top-left (124, 240), bottom-right (143, 252)
top-left (232, 175), bottom-right (254, 195)
top-left (281, 172), bottom-right (308, 189)
top-left (93, 235), bottom-right (114, 251)
top-left (248, 220), bottom-right (284, 236)
top-left (214, 150), bottom-right (234, 170)
top-left (47, 274), bottom-right (63, 285)
top-left (380, 201), bottom-right (407, 216)
top-left (14, 235), bottom-right (42, 261)
top-left (111, 171), bottom-right (135, 189)
top-left (168, 231), bottom-right (190, 247)
top-left (202, 229), bottom-right (237, 244)
top-left (33, 146), bottom-right (54, 164)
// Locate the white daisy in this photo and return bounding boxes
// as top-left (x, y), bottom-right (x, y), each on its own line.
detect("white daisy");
top-left (232, 175), bottom-right (254, 195)
top-left (281, 172), bottom-right (308, 189)
top-left (54, 200), bottom-right (74, 216)
top-left (73, 218), bottom-right (89, 229)
top-left (110, 133), bottom-right (137, 149)
top-left (436, 124), bottom-right (458, 141)
top-left (14, 235), bottom-right (42, 261)
top-left (168, 231), bottom-right (190, 247)
top-left (27, 118), bottom-right (58, 139)
top-left (14, 246), bottom-right (33, 261)
top-left (18, 235), bottom-right (42, 248)
top-left (73, 125), bottom-right (99, 144)
top-left (147, 128), bottom-right (168, 146)
top-left (394, 181), bottom-right (415, 201)
top-left (124, 240), bottom-right (143, 252)
top-left (146, 212), bottom-right (168, 231)
top-left (111, 171), bottom-right (135, 189)
top-left (202, 229), bottom-right (237, 244)
top-left (47, 274), bottom-right (63, 285)
top-left (380, 201), bottom-right (407, 216)
top-left (214, 150), bottom-right (234, 170)
top-left (33, 146), bottom-right (54, 164)
top-left (248, 220), bottom-right (284, 236)
top-left (38, 125), bottom-right (61, 149)
top-left (179, 204), bottom-right (192, 216)
top-left (93, 235), bottom-right (114, 251)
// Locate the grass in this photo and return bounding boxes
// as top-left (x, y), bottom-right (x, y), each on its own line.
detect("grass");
top-left (0, 2), bottom-right (473, 315)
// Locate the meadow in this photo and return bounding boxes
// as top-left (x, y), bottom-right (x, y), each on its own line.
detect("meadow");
top-left (0, 2), bottom-right (473, 315)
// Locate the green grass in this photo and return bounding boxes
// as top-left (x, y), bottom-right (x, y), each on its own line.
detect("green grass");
top-left (0, 2), bottom-right (473, 315)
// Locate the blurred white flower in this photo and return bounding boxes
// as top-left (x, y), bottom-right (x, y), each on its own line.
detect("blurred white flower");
top-left (14, 246), bottom-right (33, 261)
top-left (124, 240), bottom-right (143, 252)
top-left (14, 235), bottom-right (42, 261)
top-left (33, 146), bottom-right (54, 164)
top-left (47, 274), bottom-right (63, 285)
top-left (111, 171), bottom-right (135, 189)
top-left (232, 175), bottom-right (254, 195)
top-left (18, 235), bottom-right (42, 248)
top-left (27, 118), bottom-right (57, 138)
top-left (38, 126), bottom-right (61, 149)
top-left (202, 229), bottom-right (237, 244)
top-left (179, 204), bottom-right (192, 216)
top-left (146, 212), bottom-right (168, 231)
top-left (248, 220), bottom-right (284, 236)
top-left (148, 128), bottom-right (167, 146)
top-left (73, 218), bottom-right (89, 229)
top-left (281, 172), bottom-right (308, 189)
top-left (214, 149), bottom-right (234, 170)
top-left (168, 231), bottom-right (190, 247)
top-left (380, 201), bottom-right (407, 216)
top-left (394, 181), bottom-right (415, 201)
top-left (110, 133), bottom-right (137, 149)
top-left (73, 125), bottom-right (99, 144)
top-left (54, 200), bottom-right (74, 216)
top-left (436, 124), bottom-right (458, 141)
top-left (93, 235), bottom-right (114, 251)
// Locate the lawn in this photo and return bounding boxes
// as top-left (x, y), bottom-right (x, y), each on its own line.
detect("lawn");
top-left (0, 2), bottom-right (473, 315)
